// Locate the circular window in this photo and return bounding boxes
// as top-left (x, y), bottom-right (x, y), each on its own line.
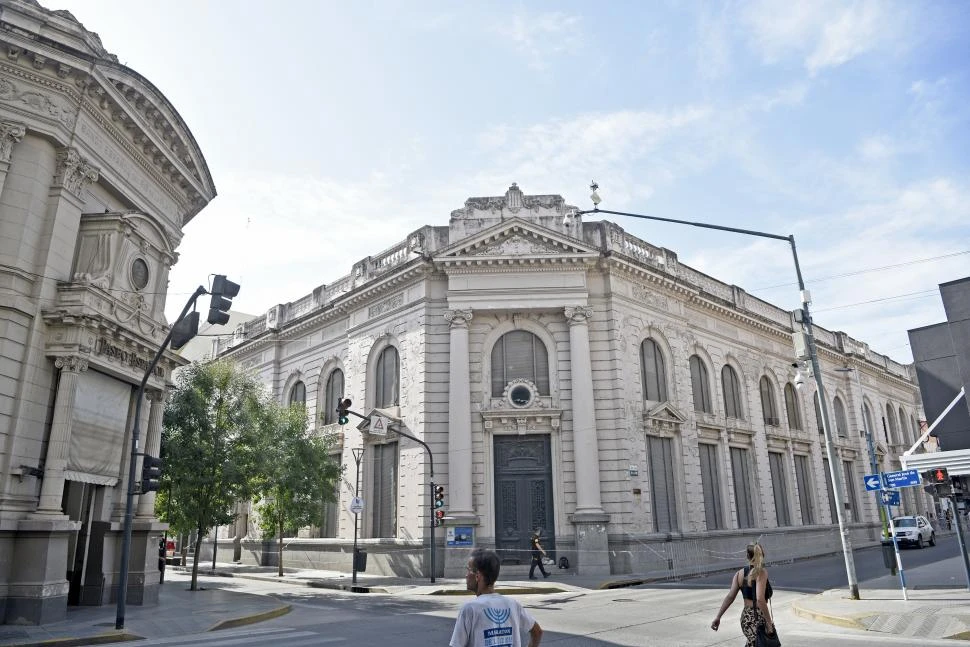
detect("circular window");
top-left (509, 384), bottom-right (532, 407)
top-left (131, 258), bottom-right (149, 290)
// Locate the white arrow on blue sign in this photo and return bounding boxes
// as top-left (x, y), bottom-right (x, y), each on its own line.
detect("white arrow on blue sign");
top-left (863, 474), bottom-right (883, 491)
top-left (883, 469), bottom-right (921, 488)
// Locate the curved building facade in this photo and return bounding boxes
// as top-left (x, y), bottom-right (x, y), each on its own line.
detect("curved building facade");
top-left (216, 184), bottom-right (925, 580)
top-left (0, 0), bottom-right (214, 623)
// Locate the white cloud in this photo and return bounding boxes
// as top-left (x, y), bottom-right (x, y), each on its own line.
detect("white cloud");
top-left (696, 7), bottom-right (732, 79)
top-left (494, 11), bottom-right (584, 70)
top-left (742, 0), bottom-right (902, 74)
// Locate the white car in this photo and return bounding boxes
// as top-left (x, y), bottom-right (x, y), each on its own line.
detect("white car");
top-left (891, 515), bottom-right (936, 548)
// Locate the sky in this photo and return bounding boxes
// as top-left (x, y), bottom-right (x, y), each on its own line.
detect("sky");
top-left (53, 0), bottom-right (969, 363)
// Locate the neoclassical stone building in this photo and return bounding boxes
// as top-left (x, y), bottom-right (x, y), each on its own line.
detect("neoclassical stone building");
top-left (0, 0), bottom-right (214, 624)
top-left (216, 183), bottom-right (924, 579)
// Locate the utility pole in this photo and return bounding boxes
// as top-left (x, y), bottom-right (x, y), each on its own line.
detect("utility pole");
top-left (351, 447), bottom-right (364, 585)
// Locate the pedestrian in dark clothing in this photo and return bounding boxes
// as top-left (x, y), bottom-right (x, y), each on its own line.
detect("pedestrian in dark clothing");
top-left (529, 531), bottom-right (550, 579)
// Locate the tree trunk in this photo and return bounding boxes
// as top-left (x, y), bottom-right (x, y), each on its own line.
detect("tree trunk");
top-left (277, 515), bottom-right (284, 578)
top-left (191, 525), bottom-right (204, 591)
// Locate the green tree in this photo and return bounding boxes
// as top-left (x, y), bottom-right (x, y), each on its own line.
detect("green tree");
top-left (252, 401), bottom-right (341, 577)
top-left (161, 360), bottom-right (265, 590)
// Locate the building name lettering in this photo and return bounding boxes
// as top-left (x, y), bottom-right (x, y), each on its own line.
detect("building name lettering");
top-left (95, 338), bottom-right (163, 377)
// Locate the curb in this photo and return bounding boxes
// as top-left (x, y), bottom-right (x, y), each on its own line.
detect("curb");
top-left (789, 600), bottom-right (868, 631)
top-left (208, 604), bottom-right (292, 631)
top-left (0, 631), bottom-right (141, 647)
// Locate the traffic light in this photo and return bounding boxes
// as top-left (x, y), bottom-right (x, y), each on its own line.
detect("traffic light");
top-left (207, 275), bottom-right (240, 325)
top-left (170, 311), bottom-right (199, 350)
top-left (336, 398), bottom-right (351, 425)
top-left (433, 484), bottom-right (445, 526)
top-left (922, 468), bottom-right (951, 497)
top-left (141, 455), bottom-right (163, 493)
top-left (929, 468), bottom-right (949, 484)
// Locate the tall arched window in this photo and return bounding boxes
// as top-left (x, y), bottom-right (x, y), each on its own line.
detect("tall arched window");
top-left (885, 404), bottom-right (899, 445)
top-left (640, 339), bottom-right (668, 402)
top-left (722, 365), bottom-right (743, 419)
top-left (322, 369), bottom-right (344, 425)
top-left (490, 331), bottom-right (549, 396)
top-left (833, 396), bottom-right (848, 437)
top-left (375, 346), bottom-right (400, 408)
top-left (863, 404), bottom-right (875, 439)
top-left (784, 383), bottom-right (802, 430)
top-left (898, 407), bottom-right (909, 444)
top-left (288, 380), bottom-right (306, 407)
top-left (814, 392), bottom-right (824, 434)
top-left (689, 355), bottom-right (712, 413)
top-left (760, 376), bottom-right (779, 426)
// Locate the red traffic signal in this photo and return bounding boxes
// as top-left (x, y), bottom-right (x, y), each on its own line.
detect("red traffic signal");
top-left (434, 509), bottom-right (445, 520)
top-left (930, 468), bottom-right (949, 484)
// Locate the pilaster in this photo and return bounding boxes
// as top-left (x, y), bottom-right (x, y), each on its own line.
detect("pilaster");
top-left (444, 308), bottom-right (476, 521)
top-left (136, 391), bottom-right (165, 519)
top-left (0, 121), bottom-right (26, 195)
top-left (34, 356), bottom-right (87, 516)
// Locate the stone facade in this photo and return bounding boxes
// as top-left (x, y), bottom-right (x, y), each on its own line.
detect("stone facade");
top-left (216, 184), bottom-right (925, 579)
top-left (0, 0), bottom-right (214, 624)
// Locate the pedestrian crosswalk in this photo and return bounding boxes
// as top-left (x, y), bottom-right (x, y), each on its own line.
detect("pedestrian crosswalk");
top-left (135, 626), bottom-right (346, 646)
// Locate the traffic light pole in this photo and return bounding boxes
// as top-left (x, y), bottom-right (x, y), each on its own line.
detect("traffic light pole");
top-left (339, 404), bottom-right (437, 583)
top-left (116, 286), bottom-right (207, 630)
top-left (948, 494), bottom-right (970, 590)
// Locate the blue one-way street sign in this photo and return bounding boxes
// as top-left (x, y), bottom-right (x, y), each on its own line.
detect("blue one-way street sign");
top-left (883, 469), bottom-right (921, 488)
top-left (863, 474), bottom-right (883, 491)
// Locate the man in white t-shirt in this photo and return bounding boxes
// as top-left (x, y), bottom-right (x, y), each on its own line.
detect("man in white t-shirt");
top-left (450, 547), bottom-right (543, 647)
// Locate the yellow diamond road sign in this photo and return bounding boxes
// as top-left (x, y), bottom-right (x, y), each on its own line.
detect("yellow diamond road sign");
top-left (371, 416), bottom-right (390, 436)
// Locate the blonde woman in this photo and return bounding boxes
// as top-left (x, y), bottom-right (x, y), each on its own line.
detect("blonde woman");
top-left (710, 543), bottom-right (775, 645)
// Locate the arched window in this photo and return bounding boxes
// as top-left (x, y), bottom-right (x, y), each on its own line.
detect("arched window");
top-left (288, 380), bottom-right (306, 407)
top-left (833, 397), bottom-right (848, 437)
top-left (689, 355), bottom-right (712, 413)
top-left (722, 365), bottom-right (743, 419)
top-left (886, 404), bottom-right (899, 445)
top-left (375, 346), bottom-right (400, 408)
top-left (322, 369), bottom-right (344, 425)
top-left (640, 339), bottom-right (668, 402)
top-left (814, 392), bottom-right (824, 434)
top-left (784, 383), bottom-right (802, 430)
top-left (863, 404), bottom-right (875, 439)
top-left (760, 376), bottom-right (779, 426)
top-left (899, 407), bottom-right (909, 444)
top-left (490, 331), bottom-right (549, 396)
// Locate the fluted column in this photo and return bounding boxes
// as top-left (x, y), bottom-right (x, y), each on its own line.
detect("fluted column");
top-left (136, 390), bottom-right (165, 519)
top-left (34, 356), bottom-right (88, 515)
top-left (0, 121), bottom-right (26, 195)
top-left (565, 306), bottom-right (604, 515)
top-left (444, 308), bottom-right (474, 518)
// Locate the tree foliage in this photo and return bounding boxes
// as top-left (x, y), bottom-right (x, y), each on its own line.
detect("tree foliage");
top-left (160, 360), bottom-right (265, 590)
top-left (251, 401), bottom-right (342, 577)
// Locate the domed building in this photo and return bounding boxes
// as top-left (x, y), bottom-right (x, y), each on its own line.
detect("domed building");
top-left (215, 183), bottom-right (925, 580)
top-left (0, 0), bottom-right (214, 623)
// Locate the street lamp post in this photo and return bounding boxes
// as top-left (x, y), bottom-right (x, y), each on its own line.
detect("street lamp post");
top-left (351, 447), bottom-right (364, 585)
top-left (571, 185), bottom-right (860, 599)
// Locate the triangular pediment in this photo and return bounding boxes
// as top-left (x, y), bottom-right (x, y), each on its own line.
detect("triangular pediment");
top-left (435, 218), bottom-right (599, 263)
top-left (645, 402), bottom-right (687, 424)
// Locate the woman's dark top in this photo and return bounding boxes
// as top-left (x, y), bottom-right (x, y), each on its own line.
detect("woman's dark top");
top-left (740, 566), bottom-right (773, 601)
top-left (531, 536), bottom-right (541, 555)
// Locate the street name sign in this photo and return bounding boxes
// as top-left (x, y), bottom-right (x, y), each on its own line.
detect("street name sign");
top-left (863, 474), bottom-right (883, 491)
top-left (881, 490), bottom-right (901, 506)
top-left (883, 469), bottom-right (921, 489)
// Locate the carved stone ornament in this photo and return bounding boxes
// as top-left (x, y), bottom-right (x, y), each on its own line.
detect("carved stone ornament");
top-left (564, 305), bottom-right (593, 324)
top-left (54, 147), bottom-right (100, 197)
top-left (54, 356), bottom-right (88, 373)
top-left (444, 309), bottom-right (473, 328)
top-left (0, 121), bottom-right (26, 164)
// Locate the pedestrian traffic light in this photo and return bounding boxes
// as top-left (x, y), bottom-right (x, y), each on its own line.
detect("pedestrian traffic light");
top-left (141, 455), bottom-right (163, 493)
top-left (929, 468), bottom-right (949, 484)
top-left (170, 311), bottom-right (199, 350)
top-left (207, 275), bottom-right (240, 325)
top-left (336, 398), bottom-right (351, 425)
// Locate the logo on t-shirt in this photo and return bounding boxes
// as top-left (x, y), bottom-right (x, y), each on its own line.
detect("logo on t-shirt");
top-left (484, 607), bottom-right (511, 624)
top-left (483, 626), bottom-right (512, 647)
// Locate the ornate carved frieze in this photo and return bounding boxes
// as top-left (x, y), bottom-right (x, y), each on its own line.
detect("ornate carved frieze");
top-left (631, 283), bottom-right (669, 310)
top-left (460, 183), bottom-right (566, 214)
top-left (444, 309), bottom-right (473, 328)
top-left (564, 305), bottom-right (593, 324)
top-left (368, 293), bottom-right (404, 319)
top-left (0, 76), bottom-right (78, 128)
top-left (54, 355), bottom-right (88, 373)
top-left (643, 402), bottom-right (686, 437)
top-left (54, 147), bottom-right (100, 197)
top-left (0, 120), bottom-right (26, 163)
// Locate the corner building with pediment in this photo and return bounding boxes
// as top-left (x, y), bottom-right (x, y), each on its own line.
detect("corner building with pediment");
top-left (217, 186), bottom-right (926, 579)
top-left (0, 1), bottom-right (214, 624)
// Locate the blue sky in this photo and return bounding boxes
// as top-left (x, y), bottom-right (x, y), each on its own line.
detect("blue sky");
top-left (56, 0), bottom-right (969, 362)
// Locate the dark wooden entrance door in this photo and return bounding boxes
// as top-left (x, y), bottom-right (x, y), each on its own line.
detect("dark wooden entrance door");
top-left (493, 435), bottom-right (555, 564)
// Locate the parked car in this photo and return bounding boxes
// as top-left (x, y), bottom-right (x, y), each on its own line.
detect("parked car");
top-left (891, 515), bottom-right (936, 548)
